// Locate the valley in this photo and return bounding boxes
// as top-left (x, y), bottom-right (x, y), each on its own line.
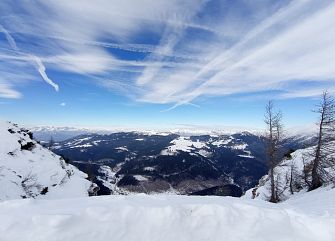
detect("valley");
top-left (36, 130), bottom-right (315, 196)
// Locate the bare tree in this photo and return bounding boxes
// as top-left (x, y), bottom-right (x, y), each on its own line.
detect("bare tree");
top-left (287, 160), bottom-right (303, 194)
top-left (302, 154), bottom-right (312, 188)
top-left (310, 91), bottom-right (335, 190)
top-left (21, 172), bottom-right (42, 198)
top-left (86, 160), bottom-right (95, 182)
top-left (288, 163), bottom-right (295, 195)
top-left (264, 101), bottom-right (283, 203)
top-left (48, 136), bottom-right (55, 149)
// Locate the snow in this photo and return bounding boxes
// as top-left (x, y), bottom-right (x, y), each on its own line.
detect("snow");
top-left (211, 138), bottom-right (232, 147)
top-left (197, 149), bottom-right (212, 157)
top-left (0, 120), bottom-right (91, 200)
top-left (160, 136), bottom-right (254, 158)
top-left (143, 167), bottom-right (155, 171)
top-left (161, 137), bottom-right (209, 155)
top-left (285, 186), bottom-right (335, 215)
top-left (232, 143), bottom-right (248, 150)
top-left (70, 143), bottom-right (93, 148)
top-left (134, 175), bottom-right (148, 181)
top-left (238, 154), bottom-right (255, 159)
top-left (92, 140), bottom-right (102, 145)
top-left (61, 136), bottom-right (95, 148)
top-left (1, 120), bottom-right (335, 240)
top-left (238, 149), bottom-right (254, 158)
top-left (0, 190), bottom-right (334, 241)
top-left (97, 166), bottom-right (116, 190)
top-left (244, 145), bottom-right (335, 202)
top-left (97, 165), bottom-right (128, 194)
top-left (115, 146), bottom-right (128, 151)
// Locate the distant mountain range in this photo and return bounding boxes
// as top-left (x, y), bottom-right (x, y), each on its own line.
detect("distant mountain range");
top-left (31, 126), bottom-right (93, 142)
top-left (31, 125), bottom-right (264, 142)
top-left (42, 130), bottom-right (315, 196)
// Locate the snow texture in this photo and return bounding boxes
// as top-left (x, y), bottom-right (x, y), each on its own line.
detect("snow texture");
top-left (0, 120), bottom-right (92, 200)
top-left (0, 189), bottom-right (334, 241)
top-left (161, 137), bottom-right (209, 155)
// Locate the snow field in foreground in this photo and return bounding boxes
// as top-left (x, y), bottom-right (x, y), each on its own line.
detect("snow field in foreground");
top-left (0, 188), bottom-right (335, 241)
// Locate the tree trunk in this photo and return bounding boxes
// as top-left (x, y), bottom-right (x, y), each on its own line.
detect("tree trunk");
top-left (264, 101), bottom-right (282, 203)
top-left (269, 167), bottom-right (277, 202)
top-left (311, 99), bottom-right (325, 190)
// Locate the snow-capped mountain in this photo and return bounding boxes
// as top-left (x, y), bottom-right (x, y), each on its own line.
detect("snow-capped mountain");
top-left (0, 120), bottom-right (94, 201)
top-left (30, 126), bottom-right (92, 142)
top-left (30, 125), bottom-right (263, 142)
top-left (48, 131), bottom-right (315, 195)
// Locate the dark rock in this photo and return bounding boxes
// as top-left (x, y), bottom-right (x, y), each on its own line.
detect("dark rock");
top-left (7, 128), bottom-right (15, 134)
top-left (20, 141), bottom-right (35, 151)
top-left (40, 187), bottom-right (48, 195)
top-left (190, 184), bottom-right (243, 197)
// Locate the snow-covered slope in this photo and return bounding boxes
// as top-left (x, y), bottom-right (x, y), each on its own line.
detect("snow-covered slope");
top-left (244, 146), bottom-right (335, 202)
top-left (0, 189), bottom-right (334, 241)
top-left (0, 120), bottom-right (93, 200)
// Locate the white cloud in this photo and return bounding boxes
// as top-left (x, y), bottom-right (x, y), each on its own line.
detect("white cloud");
top-left (60, 102), bottom-right (66, 107)
top-left (136, 0), bottom-right (335, 105)
top-left (0, 0), bottom-right (207, 99)
top-left (1, 0), bottom-right (335, 105)
top-left (0, 83), bottom-right (22, 99)
top-left (0, 62), bottom-right (37, 99)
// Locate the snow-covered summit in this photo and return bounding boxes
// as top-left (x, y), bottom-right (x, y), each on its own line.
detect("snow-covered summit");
top-left (0, 120), bottom-right (93, 200)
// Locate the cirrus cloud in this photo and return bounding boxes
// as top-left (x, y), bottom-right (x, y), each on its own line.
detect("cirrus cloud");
top-left (0, 0), bottom-right (335, 108)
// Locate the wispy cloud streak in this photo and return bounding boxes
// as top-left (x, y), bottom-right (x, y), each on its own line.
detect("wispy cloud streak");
top-left (0, 24), bottom-right (59, 92)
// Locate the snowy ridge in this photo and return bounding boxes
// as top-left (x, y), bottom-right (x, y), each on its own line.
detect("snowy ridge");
top-left (0, 120), bottom-right (93, 200)
top-left (161, 136), bottom-right (254, 158)
top-left (0, 190), bottom-right (334, 241)
top-left (160, 136), bottom-right (253, 158)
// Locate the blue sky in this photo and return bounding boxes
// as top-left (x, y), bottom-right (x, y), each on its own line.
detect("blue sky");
top-left (0, 0), bottom-right (334, 129)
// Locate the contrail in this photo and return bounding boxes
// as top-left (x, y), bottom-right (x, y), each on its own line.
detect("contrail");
top-left (31, 55), bottom-right (59, 91)
top-left (0, 24), bottom-right (59, 92)
top-left (0, 25), bottom-right (19, 51)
